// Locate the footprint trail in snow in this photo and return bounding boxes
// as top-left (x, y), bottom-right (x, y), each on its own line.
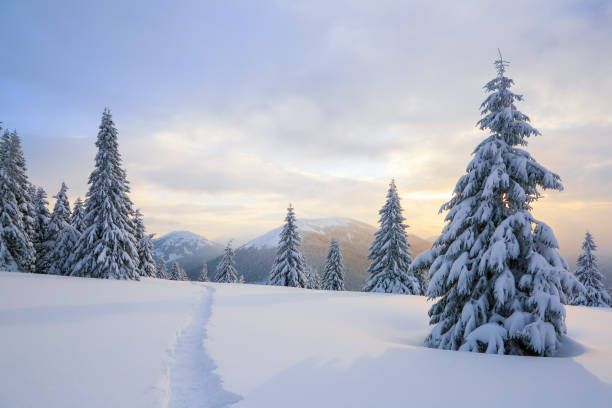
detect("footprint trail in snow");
top-left (168, 285), bottom-right (241, 408)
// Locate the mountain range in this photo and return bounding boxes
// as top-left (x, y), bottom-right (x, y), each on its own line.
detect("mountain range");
top-left (155, 220), bottom-right (612, 292)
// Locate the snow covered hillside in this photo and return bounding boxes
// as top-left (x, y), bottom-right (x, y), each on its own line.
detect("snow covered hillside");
top-left (154, 231), bottom-right (224, 279)
top-left (208, 217), bottom-right (432, 290)
top-left (2, 272), bottom-right (612, 407)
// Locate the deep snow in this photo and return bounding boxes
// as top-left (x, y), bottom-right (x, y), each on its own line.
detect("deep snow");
top-left (1, 272), bottom-right (611, 407)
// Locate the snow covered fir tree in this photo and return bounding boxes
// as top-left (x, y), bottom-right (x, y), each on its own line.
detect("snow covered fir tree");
top-left (571, 232), bottom-right (611, 307)
top-left (43, 183), bottom-right (80, 275)
top-left (267, 205), bottom-right (307, 288)
top-left (200, 263), bottom-right (210, 282)
top-left (170, 260), bottom-right (187, 281)
top-left (0, 128), bottom-right (36, 272)
top-left (410, 53), bottom-right (578, 356)
top-left (68, 109), bottom-right (140, 280)
top-left (156, 259), bottom-right (169, 279)
top-left (215, 242), bottom-right (239, 283)
top-left (305, 266), bottom-right (321, 289)
top-left (363, 180), bottom-right (421, 294)
top-left (322, 238), bottom-right (345, 291)
top-left (32, 187), bottom-right (51, 273)
top-left (71, 197), bottom-right (86, 234)
top-left (133, 209), bottom-right (157, 278)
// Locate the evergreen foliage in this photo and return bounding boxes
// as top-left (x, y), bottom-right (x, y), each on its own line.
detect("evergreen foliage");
top-left (0, 128), bottom-right (35, 272)
top-left (267, 205), bottom-right (307, 287)
top-left (156, 259), bottom-right (169, 279)
top-left (32, 187), bottom-right (52, 273)
top-left (363, 180), bottom-right (420, 294)
top-left (322, 238), bottom-right (345, 291)
top-left (410, 53), bottom-right (577, 356)
top-left (170, 260), bottom-right (187, 281)
top-left (305, 266), bottom-right (321, 289)
top-left (571, 232), bottom-right (611, 307)
top-left (215, 242), bottom-right (238, 283)
top-left (200, 263), bottom-right (210, 282)
top-left (71, 197), bottom-right (86, 234)
top-left (69, 109), bottom-right (139, 280)
top-left (44, 183), bottom-right (79, 275)
top-left (133, 209), bottom-right (156, 277)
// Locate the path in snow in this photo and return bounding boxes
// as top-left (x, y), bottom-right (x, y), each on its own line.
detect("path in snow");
top-left (168, 285), bottom-right (241, 408)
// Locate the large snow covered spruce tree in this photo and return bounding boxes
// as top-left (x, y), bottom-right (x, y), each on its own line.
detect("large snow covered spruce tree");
top-left (322, 238), bottom-right (345, 291)
top-left (215, 242), bottom-right (239, 283)
top-left (267, 205), bottom-right (307, 288)
top-left (410, 53), bottom-right (577, 356)
top-left (363, 180), bottom-right (421, 294)
top-left (69, 109), bottom-right (139, 280)
top-left (44, 183), bottom-right (80, 275)
top-left (571, 232), bottom-right (611, 307)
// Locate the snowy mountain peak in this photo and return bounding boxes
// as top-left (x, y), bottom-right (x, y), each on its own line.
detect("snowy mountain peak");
top-left (154, 230), bottom-right (224, 269)
top-left (243, 217), bottom-right (367, 250)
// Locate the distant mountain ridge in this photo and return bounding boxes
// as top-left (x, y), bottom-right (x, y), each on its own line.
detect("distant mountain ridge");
top-left (154, 231), bottom-right (224, 280)
top-left (208, 217), bottom-right (433, 291)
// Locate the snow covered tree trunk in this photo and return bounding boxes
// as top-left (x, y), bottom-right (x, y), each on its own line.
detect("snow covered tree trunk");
top-left (363, 180), bottom-right (421, 294)
top-left (410, 52), bottom-right (578, 356)
top-left (43, 183), bottom-right (80, 276)
top-left (215, 242), bottom-right (238, 283)
top-left (267, 205), bottom-right (307, 288)
top-left (0, 129), bottom-right (36, 272)
top-left (68, 109), bottom-right (139, 280)
top-left (322, 238), bottom-right (345, 291)
top-left (571, 232), bottom-right (611, 307)
top-left (32, 187), bottom-right (52, 273)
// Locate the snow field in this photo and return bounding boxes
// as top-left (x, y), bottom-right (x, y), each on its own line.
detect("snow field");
top-left (2, 272), bottom-right (612, 408)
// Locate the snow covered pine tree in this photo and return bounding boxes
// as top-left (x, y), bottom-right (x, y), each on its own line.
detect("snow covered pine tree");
top-left (69, 109), bottom-right (140, 280)
top-left (44, 183), bottom-right (79, 275)
top-left (170, 260), bottom-right (187, 281)
top-left (267, 205), bottom-right (307, 288)
top-left (200, 263), bottom-right (210, 282)
top-left (363, 180), bottom-right (421, 294)
top-left (32, 187), bottom-right (52, 273)
top-left (71, 197), bottom-right (86, 234)
top-left (215, 242), bottom-right (238, 283)
top-left (156, 259), bottom-right (169, 279)
top-left (410, 52), bottom-right (577, 356)
top-left (571, 232), bottom-right (611, 307)
top-left (322, 238), bottom-right (345, 291)
top-left (0, 127), bottom-right (35, 272)
top-left (133, 209), bottom-right (157, 278)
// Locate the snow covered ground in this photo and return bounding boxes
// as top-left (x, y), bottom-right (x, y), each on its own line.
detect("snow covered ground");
top-left (1, 272), bottom-right (612, 407)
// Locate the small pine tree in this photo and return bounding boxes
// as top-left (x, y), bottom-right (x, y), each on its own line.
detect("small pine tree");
top-left (133, 209), bottom-right (156, 277)
top-left (0, 129), bottom-right (35, 272)
top-left (571, 232), bottom-right (611, 307)
top-left (410, 52), bottom-right (577, 356)
top-left (200, 263), bottom-right (210, 282)
top-left (267, 205), bottom-right (307, 287)
top-left (32, 187), bottom-right (52, 273)
top-left (322, 238), bottom-right (345, 291)
top-left (156, 259), bottom-right (169, 279)
top-left (215, 242), bottom-right (238, 283)
top-left (69, 109), bottom-right (139, 280)
top-left (170, 260), bottom-right (187, 281)
top-left (71, 197), bottom-right (86, 234)
top-left (44, 183), bottom-right (80, 275)
top-left (363, 180), bottom-right (420, 294)
top-left (305, 266), bottom-right (321, 289)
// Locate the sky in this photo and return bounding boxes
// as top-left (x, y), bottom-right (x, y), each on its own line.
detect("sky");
top-left (1, 0), bottom-right (611, 258)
